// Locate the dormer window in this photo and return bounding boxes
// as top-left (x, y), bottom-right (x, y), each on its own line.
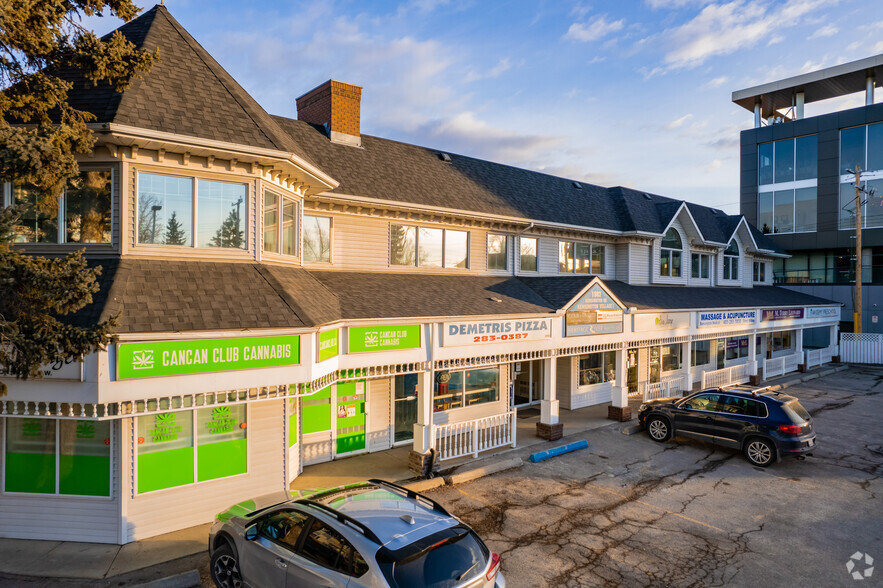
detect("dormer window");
top-left (723, 240), bottom-right (740, 280)
top-left (660, 228), bottom-right (682, 277)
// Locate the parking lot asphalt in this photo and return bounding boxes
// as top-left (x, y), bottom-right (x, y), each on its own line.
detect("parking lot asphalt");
top-left (425, 366), bottom-right (883, 587)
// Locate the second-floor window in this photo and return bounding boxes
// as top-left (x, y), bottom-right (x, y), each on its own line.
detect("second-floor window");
top-left (758, 135), bottom-right (818, 234)
top-left (391, 224), bottom-right (469, 268)
top-left (839, 122), bottom-right (883, 230)
top-left (137, 172), bottom-right (246, 249)
top-left (723, 240), bottom-right (739, 280)
top-left (303, 215), bottom-right (331, 263)
top-left (691, 253), bottom-right (709, 279)
top-left (519, 237), bottom-right (537, 272)
top-left (660, 228), bottom-right (682, 277)
top-left (558, 240), bottom-right (605, 274)
top-left (6, 169), bottom-right (112, 244)
top-left (487, 233), bottom-right (508, 270)
top-left (263, 191), bottom-right (297, 256)
top-left (753, 261), bottom-right (766, 282)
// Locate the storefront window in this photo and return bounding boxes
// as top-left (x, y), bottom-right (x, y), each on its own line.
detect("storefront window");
top-left (137, 412), bottom-right (194, 493)
top-left (196, 405), bottom-right (247, 482)
top-left (65, 170), bottom-right (112, 243)
top-left (433, 368), bottom-right (498, 411)
top-left (520, 237), bottom-right (537, 272)
top-left (726, 337), bottom-right (749, 361)
top-left (304, 215), bottom-right (331, 263)
top-left (577, 351), bottom-right (616, 386)
top-left (691, 340), bottom-right (710, 366)
top-left (661, 344), bottom-right (682, 372)
top-left (4, 418), bottom-right (111, 496)
top-left (59, 420), bottom-right (111, 496)
top-left (770, 331), bottom-right (794, 353)
top-left (487, 234), bottom-right (508, 270)
top-left (4, 418), bottom-right (56, 494)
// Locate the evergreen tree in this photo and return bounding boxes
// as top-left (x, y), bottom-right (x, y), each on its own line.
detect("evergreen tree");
top-left (164, 212), bottom-right (187, 245)
top-left (0, 2), bottom-right (155, 392)
top-left (210, 208), bottom-right (243, 248)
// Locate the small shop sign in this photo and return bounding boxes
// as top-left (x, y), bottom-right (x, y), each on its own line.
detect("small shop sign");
top-left (318, 329), bottom-right (339, 362)
top-left (348, 325), bottom-right (421, 353)
top-left (633, 312), bottom-right (691, 331)
top-left (761, 308), bottom-right (804, 322)
top-left (0, 356), bottom-right (83, 381)
top-left (565, 284), bottom-right (623, 336)
top-left (443, 318), bottom-right (552, 346)
top-left (697, 310), bottom-right (757, 328)
top-left (806, 307), bottom-right (839, 319)
top-left (118, 335), bottom-right (301, 379)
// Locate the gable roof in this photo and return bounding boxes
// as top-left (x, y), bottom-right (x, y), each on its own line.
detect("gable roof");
top-left (61, 5), bottom-right (315, 164)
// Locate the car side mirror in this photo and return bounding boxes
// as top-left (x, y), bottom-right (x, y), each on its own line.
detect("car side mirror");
top-left (245, 526), bottom-right (258, 541)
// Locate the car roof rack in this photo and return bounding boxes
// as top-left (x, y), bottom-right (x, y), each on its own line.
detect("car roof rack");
top-left (368, 478), bottom-right (451, 517)
top-left (295, 499), bottom-right (382, 544)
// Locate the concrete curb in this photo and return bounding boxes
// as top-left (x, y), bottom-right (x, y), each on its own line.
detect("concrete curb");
top-left (403, 477), bottom-right (446, 492)
top-left (621, 423), bottom-right (643, 436)
top-left (445, 457), bottom-right (523, 485)
top-left (135, 570), bottom-right (201, 588)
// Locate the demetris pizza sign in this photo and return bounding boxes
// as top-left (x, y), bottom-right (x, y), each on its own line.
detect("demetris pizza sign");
top-left (118, 335), bottom-right (301, 379)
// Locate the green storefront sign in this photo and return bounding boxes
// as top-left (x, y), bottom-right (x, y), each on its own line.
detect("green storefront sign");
top-left (118, 335), bottom-right (300, 379)
top-left (318, 329), bottom-right (340, 362)
top-left (348, 325), bottom-right (421, 353)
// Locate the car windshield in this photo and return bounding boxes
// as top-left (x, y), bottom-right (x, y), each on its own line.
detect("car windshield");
top-left (378, 526), bottom-right (488, 588)
top-left (781, 400), bottom-right (811, 424)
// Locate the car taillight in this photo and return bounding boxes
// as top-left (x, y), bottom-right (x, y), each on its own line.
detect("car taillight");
top-left (486, 552), bottom-right (501, 580)
top-left (779, 424), bottom-right (802, 434)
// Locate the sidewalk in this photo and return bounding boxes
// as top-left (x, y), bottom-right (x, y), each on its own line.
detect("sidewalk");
top-left (0, 363), bottom-right (847, 583)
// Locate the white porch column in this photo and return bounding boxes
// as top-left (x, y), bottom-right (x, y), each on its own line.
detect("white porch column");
top-left (831, 324), bottom-right (839, 356)
top-left (748, 333), bottom-right (758, 376)
top-left (537, 355), bottom-right (563, 439)
top-left (540, 356), bottom-right (558, 425)
top-left (795, 329), bottom-right (804, 357)
top-left (412, 370), bottom-right (434, 454)
top-left (682, 341), bottom-right (692, 392)
top-left (611, 347), bottom-right (628, 408)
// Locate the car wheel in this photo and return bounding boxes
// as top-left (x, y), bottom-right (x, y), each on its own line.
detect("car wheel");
top-left (211, 543), bottom-right (242, 588)
top-left (646, 416), bottom-right (671, 442)
top-left (744, 438), bottom-right (775, 467)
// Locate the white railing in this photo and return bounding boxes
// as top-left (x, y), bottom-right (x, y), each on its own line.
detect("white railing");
top-left (784, 353), bottom-right (801, 373)
top-left (640, 374), bottom-right (687, 401)
top-left (433, 411), bottom-right (516, 461)
top-left (840, 332), bottom-right (883, 364)
top-left (804, 347), bottom-right (834, 369)
top-left (701, 363), bottom-right (752, 389)
top-left (764, 353), bottom-right (801, 379)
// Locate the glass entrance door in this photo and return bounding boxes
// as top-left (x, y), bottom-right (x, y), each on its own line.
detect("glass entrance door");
top-left (393, 374), bottom-right (418, 443)
top-left (627, 349), bottom-right (638, 392)
top-left (717, 339), bottom-right (726, 369)
top-left (513, 362), bottom-right (531, 406)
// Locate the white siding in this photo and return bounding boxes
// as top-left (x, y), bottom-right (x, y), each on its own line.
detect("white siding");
top-left (123, 400), bottom-right (286, 542)
top-left (537, 237), bottom-right (559, 275)
top-left (328, 215), bottom-right (390, 270)
top-left (0, 418), bottom-right (122, 544)
top-left (628, 243), bottom-right (651, 284)
top-left (743, 255), bottom-right (754, 288)
top-left (615, 244), bottom-right (629, 282)
top-left (367, 377), bottom-right (392, 452)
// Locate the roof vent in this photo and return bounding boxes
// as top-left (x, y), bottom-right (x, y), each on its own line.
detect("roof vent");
top-left (488, 296), bottom-right (502, 303)
top-left (438, 152), bottom-right (451, 163)
top-left (711, 209), bottom-right (719, 215)
top-left (643, 193), bottom-right (652, 200)
top-left (572, 181), bottom-right (582, 189)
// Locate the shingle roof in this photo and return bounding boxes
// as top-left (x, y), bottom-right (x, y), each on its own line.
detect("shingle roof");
top-left (308, 271), bottom-right (556, 320)
top-left (61, 5), bottom-right (315, 163)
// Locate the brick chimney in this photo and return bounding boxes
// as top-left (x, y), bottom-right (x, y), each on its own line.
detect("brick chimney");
top-left (296, 80), bottom-right (362, 147)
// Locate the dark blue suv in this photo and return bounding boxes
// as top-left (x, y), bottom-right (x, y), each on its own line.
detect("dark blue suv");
top-left (637, 388), bottom-right (816, 467)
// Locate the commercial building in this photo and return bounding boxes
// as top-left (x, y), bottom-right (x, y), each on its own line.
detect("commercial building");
top-left (734, 55), bottom-right (883, 334)
top-left (1, 5), bottom-right (840, 544)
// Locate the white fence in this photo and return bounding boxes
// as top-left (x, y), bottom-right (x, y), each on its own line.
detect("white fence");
top-left (701, 363), bottom-right (752, 389)
top-left (433, 411), bottom-right (517, 461)
top-left (764, 353), bottom-right (801, 379)
top-left (804, 347), bottom-right (835, 369)
top-left (639, 374), bottom-right (687, 401)
top-left (840, 333), bottom-right (883, 364)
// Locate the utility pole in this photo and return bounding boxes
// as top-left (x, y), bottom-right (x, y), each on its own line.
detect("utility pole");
top-left (845, 166), bottom-right (865, 332)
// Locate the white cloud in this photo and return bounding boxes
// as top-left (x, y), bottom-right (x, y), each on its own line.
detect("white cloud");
top-left (588, 56), bottom-right (607, 65)
top-left (564, 15), bottom-right (625, 42)
top-left (705, 76), bottom-right (729, 88)
top-left (663, 114), bottom-right (693, 130)
top-left (659, 0), bottom-right (829, 70)
top-left (809, 24), bottom-right (839, 38)
top-left (464, 58), bottom-right (513, 82)
top-left (645, 0), bottom-right (712, 8)
top-left (767, 34), bottom-right (785, 45)
top-left (875, 40), bottom-right (883, 53)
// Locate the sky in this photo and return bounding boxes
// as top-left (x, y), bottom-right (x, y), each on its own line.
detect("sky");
top-left (88, 0), bottom-right (883, 214)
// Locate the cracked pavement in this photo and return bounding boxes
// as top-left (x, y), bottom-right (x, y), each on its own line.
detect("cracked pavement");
top-left (426, 366), bottom-right (883, 587)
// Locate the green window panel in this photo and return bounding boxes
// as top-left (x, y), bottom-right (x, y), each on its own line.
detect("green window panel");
top-left (196, 406), bottom-right (246, 482)
top-left (5, 418), bottom-right (55, 494)
top-left (288, 399), bottom-right (298, 447)
top-left (303, 386), bottom-right (332, 434)
top-left (137, 412), bottom-right (194, 493)
top-left (335, 381), bottom-right (365, 455)
top-left (198, 438), bottom-right (247, 482)
top-left (59, 420), bottom-right (111, 496)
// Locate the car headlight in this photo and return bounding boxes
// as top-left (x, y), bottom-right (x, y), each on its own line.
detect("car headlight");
top-left (638, 403), bottom-right (648, 412)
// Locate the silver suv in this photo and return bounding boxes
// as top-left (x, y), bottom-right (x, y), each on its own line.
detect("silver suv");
top-left (209, 479), bottom-right (506, 588)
